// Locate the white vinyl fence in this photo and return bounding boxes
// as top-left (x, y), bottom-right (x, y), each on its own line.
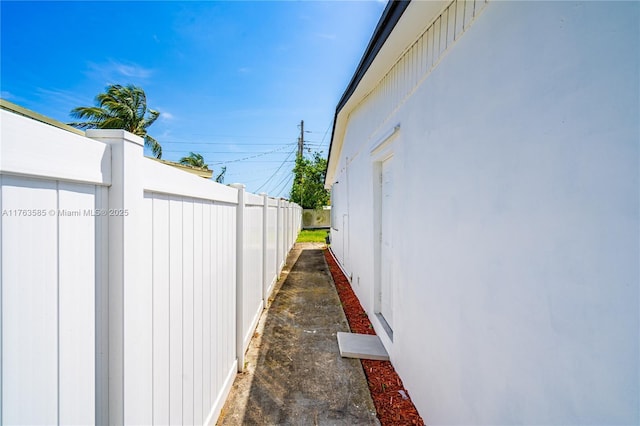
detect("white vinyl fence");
top-left (0, 104), bottom-right (301, 425)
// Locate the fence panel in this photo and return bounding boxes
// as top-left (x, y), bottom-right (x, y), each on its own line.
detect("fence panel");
top-left (242, 192), bottom-right (265, 353)
top-left (265, 198), bottom-right (279, 297)
top-left (142, 159), bottom-right (239, 425)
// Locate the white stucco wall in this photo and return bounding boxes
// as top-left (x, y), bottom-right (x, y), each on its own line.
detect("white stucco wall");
top-left (328, 1), bottom-right (639, 424)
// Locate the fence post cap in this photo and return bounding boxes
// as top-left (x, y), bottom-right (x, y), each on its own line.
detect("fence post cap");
top-left (86, 129), bottom-right (144, 146)
top-left (229, 183), bottom-right (246, 190)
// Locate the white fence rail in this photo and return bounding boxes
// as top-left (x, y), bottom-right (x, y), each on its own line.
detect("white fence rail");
top-left (0, 106), bottom-right (301, 425)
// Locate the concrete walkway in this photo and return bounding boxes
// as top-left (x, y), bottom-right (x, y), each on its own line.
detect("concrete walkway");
top-left (217, 243), bottom-right (379, 425)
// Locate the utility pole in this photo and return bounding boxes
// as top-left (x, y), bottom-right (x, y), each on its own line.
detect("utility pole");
top-left (297, 119), bottom-right (304, 158)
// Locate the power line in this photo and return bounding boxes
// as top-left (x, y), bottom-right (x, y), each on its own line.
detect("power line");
top-left (320, 118), bottom-right (333, 146)
top-left (266, 168), bottom-right (293, 196)
top-left (162, 141), bottom-right (295, 146)
top-left (272, 173), bottom-right (293, 198)
top-left (161, 134), bottom-right (303, 141)
top-left (254, 148), bottom-right (296, 193)
top-left (206, 144), bottom-right (292, 165)
top-left (163, 150), bottom-right (291, 154)
top-left (205, 160), bottom-right (295, 164)
top-left (224, 161), bottom-right (298, 177)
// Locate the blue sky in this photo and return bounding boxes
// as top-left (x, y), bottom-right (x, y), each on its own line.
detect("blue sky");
top-left (0, 0), bottom-right (386, 195)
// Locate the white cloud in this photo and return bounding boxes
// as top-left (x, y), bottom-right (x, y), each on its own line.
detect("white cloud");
top-left (238, 67), bottom-right (251, 74)
top-left (35, 87), bottom-right (87, 107)
top-left (159, 111), bottom-right (174, 120)
top-left (1, 91), bottom-right (14, 99)
top-left (116, 63), bottom-right (153, 79)
top-left (86, 60), bottom-right (153, 84)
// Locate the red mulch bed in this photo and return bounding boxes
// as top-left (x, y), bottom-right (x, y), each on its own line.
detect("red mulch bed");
top-left (324, 249), bottom-right (426, 426)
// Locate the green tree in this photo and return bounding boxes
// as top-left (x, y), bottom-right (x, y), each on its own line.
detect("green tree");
top-left (290, 152), bottom-right (330, 209)
top-left (180, 152), bottom-right (209, 169)
top-left (69, 84), bottom-right (163, 158)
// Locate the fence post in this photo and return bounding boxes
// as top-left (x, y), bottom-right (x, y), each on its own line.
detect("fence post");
top-left (283, 201), bottom-right (287, 253)
top-left (86, 129), bottom-right (149, 425)
top-left (281, 200), bottom-right (286, 263)
top-left (276, 198), bottom-right (282, 273)
top-left (287, 202), bottom-right (291, 253)
top-left (230, 183), bottom-right (245, 373)
top-left (260, 193), bottom-right (269, 308)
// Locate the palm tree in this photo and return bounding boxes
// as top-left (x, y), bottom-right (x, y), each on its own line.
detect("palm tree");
top-left (179, 152), bottom-right (209, 170)
top-left (69, 84), bottom-right (163, 158)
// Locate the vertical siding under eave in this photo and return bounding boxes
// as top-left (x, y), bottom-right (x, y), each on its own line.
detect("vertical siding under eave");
top-left (347, 0), bottom-right (488, 141)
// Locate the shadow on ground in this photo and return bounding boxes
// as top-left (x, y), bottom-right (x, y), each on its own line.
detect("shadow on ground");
top-left (218, 243), bottom-right (379, 425)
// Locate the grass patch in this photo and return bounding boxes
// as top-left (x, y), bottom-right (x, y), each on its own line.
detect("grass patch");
top-left (296, 229), bottom-right (329, 243)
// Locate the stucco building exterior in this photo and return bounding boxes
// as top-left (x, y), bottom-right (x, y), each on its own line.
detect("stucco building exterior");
top-left (325, 1), bottom-right (639, 424)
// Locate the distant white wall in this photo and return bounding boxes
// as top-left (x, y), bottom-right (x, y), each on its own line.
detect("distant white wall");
top-left (329, 1), bottom-right (639, 425)
top-left (302, 208), bottom-right (331, 229)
